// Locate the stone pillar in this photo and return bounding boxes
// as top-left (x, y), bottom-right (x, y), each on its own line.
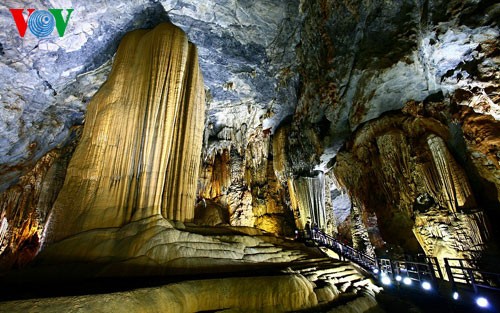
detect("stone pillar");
top-left (48, 23), bottom-right (205, 242)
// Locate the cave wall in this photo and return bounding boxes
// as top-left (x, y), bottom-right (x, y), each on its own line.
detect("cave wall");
top-left (0, 129), bottom-right (79, 269)
top-left (333, 105), bottom-right (492, 262)
top-left (289, 0), bottom-right (499, 258)
top-left (0, 0), bottom-right (302, 191)
top-left (198, 126), bottom-right (296, 236)
top-left (0, 0), bottom-right (498, 267)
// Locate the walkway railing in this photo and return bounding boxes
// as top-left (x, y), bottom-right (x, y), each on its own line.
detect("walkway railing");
top-left (309, 229), bottom-right (378, 272)
top-left (444, 258), bottom-right (500, 294)
top-left (308, 229), bottom-right (500, 308)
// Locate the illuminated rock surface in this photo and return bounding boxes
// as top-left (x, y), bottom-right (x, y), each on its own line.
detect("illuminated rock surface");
top-left (0, 255), bottom-right (380, 313)
top-left (39, 215), bottom-right (308, 275)
top-left (47, 23), bottom-right (205, 242)
top-left (0, 0), bottom-right (499, 311)
top-left (334, 110), bottom-right (490, 260)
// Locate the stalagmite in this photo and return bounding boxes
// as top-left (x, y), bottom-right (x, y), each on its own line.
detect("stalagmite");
top-left (47, 23), bottom-right (205, 242)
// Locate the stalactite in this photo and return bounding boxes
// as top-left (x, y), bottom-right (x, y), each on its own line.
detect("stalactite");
top-left (374, 131), bottom-right (413, 215)
top-left (333, 112), bottom-right (488, 259)
top-left (199, 149), bottom-right (231, 199)
top-left (199, 124), bottom-right (295, 235)
top-left (427, 134), bottom-right (475, 213)
top-left (47, 23), bottom-right (205, 242)
top-left (293, 173), bottom-right (326, 230)
top-left (416, 162), bottom-right (443, 206)
top-left (245, 127), bottom-right (270, 186)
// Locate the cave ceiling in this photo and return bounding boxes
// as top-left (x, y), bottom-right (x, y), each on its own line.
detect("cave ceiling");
top-left (0, 0), bottom-right (498, 189)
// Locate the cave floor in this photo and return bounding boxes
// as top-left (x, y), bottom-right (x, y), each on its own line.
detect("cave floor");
top-left (0, 237), bottom-right (325, 302)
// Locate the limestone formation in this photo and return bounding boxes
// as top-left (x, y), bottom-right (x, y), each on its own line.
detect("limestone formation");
top-left (293, 174), bottom-right (327, 230)
top-left (199, 126), bottom-right (295, 236)
top-left (454, 106), bottom-right (500, 206)
top-left (0, 0), bottom-right (498, 311)
top-left (334, 112), bottom-right (488, 259)
top-left (0, 131), bottom-right (79, 268)
top-left (426, 134), bottom-right (475, 213)
top-left (47, 23), bottom-right (205, 242)
top-left (413, 209), bottom-right (488, 266)
top-left (38, 215), bottom-right (308, 275)
top-left (273, 124), bottom-right (293, 184)
top-left (1, 255), bottom-right (380, 313)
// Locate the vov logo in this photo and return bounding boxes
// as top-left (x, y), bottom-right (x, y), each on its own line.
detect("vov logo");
top-left (9, 8), bottom-right (74, 38)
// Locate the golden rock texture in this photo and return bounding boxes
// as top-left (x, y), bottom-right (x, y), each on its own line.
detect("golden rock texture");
top-left (48, 23), bottom-right (205, 242)
top-left (0, 131), bottom-right (79, 269)
top-left (198, 127), bottom-right (295, 236)
top-left (1, 253), bottom-right (381, 313)
top-left (413, 209), bottom-right (488, 266)
top-left (272, 124), bottom-right (292, 183)
top-left (39, 215), bottom-right (308, 275)
top-left (293, 174), bottom-right (326, 229)
top-left (455, 106), bottom-right (500, 205)
top-left (334, 112), bottom-right (489, 259)
top-left (426, 134), bottom-right (475, 213)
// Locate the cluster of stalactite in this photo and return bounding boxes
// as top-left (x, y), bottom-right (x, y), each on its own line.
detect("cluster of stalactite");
top-left (47, 23), bottom-right (205, 242)
top-left (293, 174), bottom-right (326, 230)
top-left (198, 126), bottom-right (296, 236)
top-left (425, 134), bottom-right (476, 213)
top-left (198, 118), bottom-right (342, 237)
top-left (0, 130), bottom-right (79, 269)
top-left (271, 122), bottom-right (337, 234)
top-left (334, 109), bottom-right (489, 260)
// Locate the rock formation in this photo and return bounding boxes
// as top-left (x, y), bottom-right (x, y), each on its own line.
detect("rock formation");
top-left (0, 129), bottom-right (79, 268)
top-left (0, 0), bottom-right (499, 311)
top-left (1, 253), bottom-right (381, 312)
top-left (47, 23), bottom-right (205, 242)
top-left (198, 125), bottom-right (297, 236)
top-left (293, 173), bottom-right (327, 230)
top-left (334, 110), bottom-right (490, 261)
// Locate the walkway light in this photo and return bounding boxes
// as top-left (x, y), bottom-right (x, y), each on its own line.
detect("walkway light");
top-left (403, 277), bottom-right (412, 285)
top-left (476, 297), bottom-right (489, 308)
top-left (452, 292), bottom-right (459, 300)
top-left (381, 275), bottom-right (391, 285)
top-left (421, 281), bottom-right (432, 290)
top-left (395, 275), bottom-right (402, 282)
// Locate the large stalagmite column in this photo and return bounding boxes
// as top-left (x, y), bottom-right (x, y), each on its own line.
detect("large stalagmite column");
top-left (47, 23), bottom-right (205, 242)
